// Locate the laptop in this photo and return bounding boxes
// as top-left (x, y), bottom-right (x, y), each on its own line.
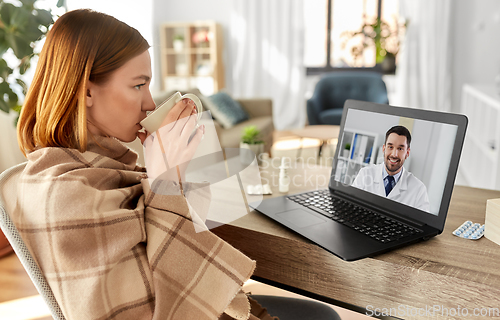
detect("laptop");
top-left (251, 99), bottom-right (468, 261)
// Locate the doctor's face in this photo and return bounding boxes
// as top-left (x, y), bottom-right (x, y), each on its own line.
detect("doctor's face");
top-left (383, 133), bottom-right (410, 175)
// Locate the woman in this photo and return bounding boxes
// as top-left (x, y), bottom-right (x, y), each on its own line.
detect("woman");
top-left (15, 9), bottom-right (268, 320)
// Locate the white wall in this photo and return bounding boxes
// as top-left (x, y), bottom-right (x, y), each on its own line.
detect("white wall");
top-left (149, 0), bottom-right (500, 113)
top-left (151, 0), bottom-right (232, 94)
top-left (451, 0), bottom-right (500, 113)
top-left (67, 0), bottom-right (155, 86)
top-left (3, 1), bottom-right (498, 172)
top-left (306, 1), bottom-right (500, 115)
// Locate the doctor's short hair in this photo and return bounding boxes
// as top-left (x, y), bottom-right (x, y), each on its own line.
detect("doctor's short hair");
top-left (385, 125), bottom-right (411, 148)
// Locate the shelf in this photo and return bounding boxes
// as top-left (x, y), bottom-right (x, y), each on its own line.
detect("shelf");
top-left (335, 130), bottom-right (380, 185)
top-left (163, 48), bottom-right (213, 54)
top-left (160, 21), bottom-right (224, 95)
top-left (165, 73), bottom-right (215, 78)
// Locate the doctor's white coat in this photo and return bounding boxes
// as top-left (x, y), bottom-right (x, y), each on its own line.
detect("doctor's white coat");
top-left (351, 163), bottom-right (431, 213)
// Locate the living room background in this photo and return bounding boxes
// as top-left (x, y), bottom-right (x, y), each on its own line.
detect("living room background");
top-left (1, 0), bottom-right (500, 172)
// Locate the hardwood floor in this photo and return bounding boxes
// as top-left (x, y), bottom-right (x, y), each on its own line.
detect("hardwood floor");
top-left (0, 252), bottom-right (39, 302)
top-left (243, 280), bottom-right (372, 320)
top-left (0, 252), bottom-right (52, 320)
top-left (1, 251), bottom-right (369, 320)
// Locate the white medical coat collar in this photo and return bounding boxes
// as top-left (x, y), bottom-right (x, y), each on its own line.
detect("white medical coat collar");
top-left (375, 163), bottom-right (409, 198)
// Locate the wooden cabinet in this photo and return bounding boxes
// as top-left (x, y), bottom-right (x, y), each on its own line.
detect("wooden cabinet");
top-left (460, 84), bottom-right (500, 190)
top-left (159, 21), bottom-right (224, 96)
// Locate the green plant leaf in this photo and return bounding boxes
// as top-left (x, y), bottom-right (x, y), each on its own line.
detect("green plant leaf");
top-left (0, 99), bottom-right (9, 113)
top-left (20, 0), bottom-right (36, 7)
top-left (13, 104), bottom-right (23, 113)
top-left (23, 22), bottom-right (43, 42)
top-left (16, 78), bottom-right (27, 95)
top-left (241, 125), bottom-right (262, 144)
top-left (0, 3), bottom-right (15, 26)
top-left (10, 4), bottom-right (30, 29)
top-left (7, 89), bottom-right (18, 107)
top-left (56, 0), bottom-right (65, 7)
top-left (0, 58), bottom-right (13, 79)
top-left (19, 56), bottom-right (31, 75)
top-left (35, 9), bottom-right (53, 27)
top-left (0, 81), bottom-right (12, 113)
top-left (0, 31), bottom-right (9, 57)
top-left (5, 32), bottom-right (32, 59)
top-left (0, 80), bottom-right (18, 107)
top-left (0, 0), bottom-right (55, 118)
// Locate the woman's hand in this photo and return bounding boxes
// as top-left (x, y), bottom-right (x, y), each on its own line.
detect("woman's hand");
top-left (142, 98), bottom-right (205, 183)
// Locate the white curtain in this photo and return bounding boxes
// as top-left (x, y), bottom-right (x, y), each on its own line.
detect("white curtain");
top-left (0, 112), bottom-right (26, 172)
top-left (229, 0), bottom-right (306, 130)
top-left (396, 0), bottom-right (453, 112)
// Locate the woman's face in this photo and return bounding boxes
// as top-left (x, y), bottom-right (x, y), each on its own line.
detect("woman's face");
top-left (86, 50), bottom-right (156, 142)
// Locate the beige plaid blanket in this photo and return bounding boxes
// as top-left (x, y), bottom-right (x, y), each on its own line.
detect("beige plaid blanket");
top-left (10, 136), bottom-right (256, 319)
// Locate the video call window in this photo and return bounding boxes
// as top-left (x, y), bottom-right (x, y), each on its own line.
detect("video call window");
top-left (333, 109), bottom-right (458, 215)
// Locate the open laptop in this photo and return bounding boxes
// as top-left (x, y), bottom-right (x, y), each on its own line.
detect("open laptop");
top-left (251, 100), bottom-right (468, 261)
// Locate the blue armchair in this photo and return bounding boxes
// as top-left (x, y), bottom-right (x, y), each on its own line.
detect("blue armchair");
top-left (307, 72), bottom-right (389, 125)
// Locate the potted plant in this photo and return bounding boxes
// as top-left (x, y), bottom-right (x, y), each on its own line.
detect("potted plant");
top-left (0, 0), bottom-right (60, 258)
top-left (0, 0), bottom-right (60, 123)
top-left (240, 125), bottom-right (264, 165)
top-left (341, 17), bottom-right (406, 74)
top-left (343, 143), bottom-right (351, 158)
top-left (173, 34), bottom-right (184, 52)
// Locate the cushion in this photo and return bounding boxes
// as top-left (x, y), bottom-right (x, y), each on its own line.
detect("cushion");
top-left (207, 91), bottom-right (250, 129)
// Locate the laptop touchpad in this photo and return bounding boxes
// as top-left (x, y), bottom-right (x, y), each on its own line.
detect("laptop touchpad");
top-left (277, 209), bottom-right (326, 228)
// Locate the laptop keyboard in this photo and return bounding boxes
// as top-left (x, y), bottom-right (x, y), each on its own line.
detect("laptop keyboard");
top-left (287, 190), bottom-right (423, 243)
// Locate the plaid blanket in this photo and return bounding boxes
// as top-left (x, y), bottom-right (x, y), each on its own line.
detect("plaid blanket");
top-left (10, 136), bottom-right (256, 319)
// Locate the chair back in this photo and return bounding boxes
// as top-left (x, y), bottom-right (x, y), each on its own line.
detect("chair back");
top-left (0, 162), bottom-right (66, 320)
top-left (307, 71), bottom-right (389, 125)
top-left (315, 72), bottom-right (388, 110)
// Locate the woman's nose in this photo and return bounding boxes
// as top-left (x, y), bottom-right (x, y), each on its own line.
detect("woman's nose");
top-left (143, 90), bottom-right (156, 111)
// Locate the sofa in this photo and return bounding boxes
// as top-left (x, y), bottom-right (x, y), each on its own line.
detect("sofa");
top-left (152, 89), bottom-right (274, 154)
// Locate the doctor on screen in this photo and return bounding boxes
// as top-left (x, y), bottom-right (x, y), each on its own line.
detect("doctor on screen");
top-left (351, 125), bottom-right (431, 212)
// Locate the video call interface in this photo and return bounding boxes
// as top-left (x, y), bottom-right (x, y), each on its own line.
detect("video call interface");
top-left (333, 109), bottom-right (458, 216)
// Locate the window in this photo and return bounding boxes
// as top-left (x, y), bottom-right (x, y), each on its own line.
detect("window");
top-left (304, 0), bottom-right (402, 75)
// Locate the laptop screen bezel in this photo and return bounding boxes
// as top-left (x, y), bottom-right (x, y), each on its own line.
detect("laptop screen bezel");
top-left (329, 99), bottom-right (468, 232)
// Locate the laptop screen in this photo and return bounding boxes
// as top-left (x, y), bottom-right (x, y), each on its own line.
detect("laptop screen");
top-left (329, 100), bottom-right (467, 229)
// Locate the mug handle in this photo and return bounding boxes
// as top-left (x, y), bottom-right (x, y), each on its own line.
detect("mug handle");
top-left (180, 93), bottom-right (203, 121)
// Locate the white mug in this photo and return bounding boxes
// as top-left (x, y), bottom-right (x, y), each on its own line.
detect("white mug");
top-left (140, 91), bottom-right (203, 133)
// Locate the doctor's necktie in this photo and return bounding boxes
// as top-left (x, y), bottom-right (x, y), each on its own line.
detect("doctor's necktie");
top-left (385, 175), bottom-right (395, 196)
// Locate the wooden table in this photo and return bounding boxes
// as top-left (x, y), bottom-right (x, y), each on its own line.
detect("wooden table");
top-left (212, 162), bottom-right (500, 320)
top-left (291, 125), bottom-right (340, 161)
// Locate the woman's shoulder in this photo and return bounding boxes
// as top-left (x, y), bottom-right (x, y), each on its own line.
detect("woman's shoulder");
top-left (25, 138), bottom-right (145, 179)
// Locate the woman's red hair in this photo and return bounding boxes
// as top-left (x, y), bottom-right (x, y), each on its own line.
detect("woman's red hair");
top-left (17, 9), bottom-right (150, 155)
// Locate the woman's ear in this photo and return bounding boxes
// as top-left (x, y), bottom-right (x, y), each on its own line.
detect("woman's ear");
top-left (85, 81), bottom-right (94, 108)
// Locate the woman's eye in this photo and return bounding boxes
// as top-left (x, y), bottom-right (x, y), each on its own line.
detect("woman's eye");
top-left (134, 83), bottom-right (146, 90)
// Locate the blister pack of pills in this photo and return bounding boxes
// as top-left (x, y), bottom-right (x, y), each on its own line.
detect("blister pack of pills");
top-left (452, 221), bottom-right (485, 240)
top-left (246, 184), bottom-right (272, 195)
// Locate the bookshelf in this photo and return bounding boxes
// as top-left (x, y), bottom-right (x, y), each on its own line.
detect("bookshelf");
top-left (159, 21), bottom-right (224, 96)
top-left (460, 84), bottom-right (500, 189)
top-left (335, 130), bottom-right (380, 185)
